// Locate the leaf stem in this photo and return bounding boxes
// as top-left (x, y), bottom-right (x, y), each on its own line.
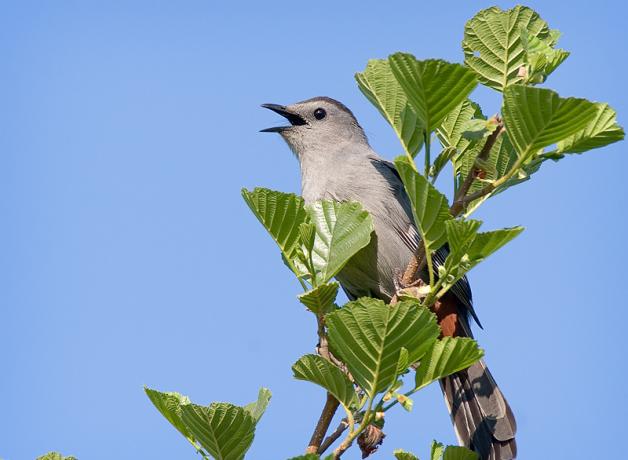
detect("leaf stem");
top-left (334, 402), bottom-right (373, 458)
top-left (425, 245), bottom-right (435, 287)
top-left (424, 131), bottom-right (431, 177)
top-left (186, 438), bottom-right (210, 460)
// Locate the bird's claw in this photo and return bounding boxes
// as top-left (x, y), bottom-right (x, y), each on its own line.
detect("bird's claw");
top-left (394, 269), bottom-right (429, 300)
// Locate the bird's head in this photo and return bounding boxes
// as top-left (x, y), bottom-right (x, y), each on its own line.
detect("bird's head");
top-left (261, 97), bottom-right (368, 158)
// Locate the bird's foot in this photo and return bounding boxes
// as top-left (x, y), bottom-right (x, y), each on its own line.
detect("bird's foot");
top-left (393, 270), bottom-right (430, 301)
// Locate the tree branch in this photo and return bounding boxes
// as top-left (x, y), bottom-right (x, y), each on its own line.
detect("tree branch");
top-left (305, 315), bottom-right (341, 454)
top-left (450, 117), bottom-right (505, 217)
top-left (319, 418), bottom-right (349, 454)
top-left (306, 392), bottom-right (341, 453)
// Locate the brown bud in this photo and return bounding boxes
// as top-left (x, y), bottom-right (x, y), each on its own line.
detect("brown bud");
top-left (357, 424), bottom-right (386, 458)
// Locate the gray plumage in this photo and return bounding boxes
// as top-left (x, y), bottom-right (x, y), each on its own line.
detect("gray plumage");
top-left (262, 96), bottom-right (517, 459)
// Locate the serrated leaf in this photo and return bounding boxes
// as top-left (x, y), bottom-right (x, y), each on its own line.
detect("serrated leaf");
top-left (430, 146), bottom-right (457, 180)
top-left (292, 354), bottom-right (358, 409)
top-left (306, 201), bottom-right (373, 284)
top-left (145, 387), bottom-right (194, 442)
top-left (463, 6), bottom-right (561, 91)
top-left (502, 85), bottom-right (599, 158)
top-left (356, 59), bottom-right (424, 157)
top-left (396, 347), bottom-right (409, 375)
top-left (441, 221), bottom-right (522, 290)
top-left (395, 156), bottom-right (452, 253)
top-left (461, 119), bottom-right (491, 140)
top-left (444, 220), bottom-right (482, 268)
top-left (299, 222), bottom-right (316, 253)
top-left (557, 102), bottom-right (625, 154)
top-left (394, 449), bottom-right (419, 460)
top-left (437, 99), bottom-right (484, 156)
top-left (36, 454), bottom-right (77, 460)
top-left (430, 441), bottom-right (445, 460)
top-left (414, 337), bottom-right (484, 390)
top-left (326, 298), bottom-right (440, 398)
top-left (467, 227), bottom-right (524, 265)
top-left (242, 188), bottom-right (308, 276)
top-left (388, 54), bottom-right (478, 135)
top-left (443, 446), bottom-right (479, 460)
top-left (181, 402), bottom-right (256, 460)
top-left (520, 27), bottom-right (569, 84)
top-left (298, 282), bottom-right (339, 315)
top-left (453, 133), bottom-right (519, 210)
top-left (243, 387), bottom-right (271, 423)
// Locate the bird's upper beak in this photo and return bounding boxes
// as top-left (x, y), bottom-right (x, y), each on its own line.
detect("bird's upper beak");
top-left (260, 103), bottom-right (307, 132)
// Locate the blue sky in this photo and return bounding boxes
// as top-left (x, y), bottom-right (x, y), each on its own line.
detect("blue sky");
top-left (1, 1), bottom-right (627, 459)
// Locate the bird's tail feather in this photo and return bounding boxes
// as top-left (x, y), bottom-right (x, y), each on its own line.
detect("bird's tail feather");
top-left (440, 359), bottom-right (517, 460)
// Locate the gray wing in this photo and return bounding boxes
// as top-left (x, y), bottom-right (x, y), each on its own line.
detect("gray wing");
top-left (372, 157), bottom-right (482, 329)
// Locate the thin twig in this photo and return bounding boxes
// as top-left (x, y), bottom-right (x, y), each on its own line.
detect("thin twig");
top-left (450, 117), bottom-right (505, 216)
top-left (319, 419), bottom-right (349, 454)
top-left (305, 315), bottom-right (341, 453)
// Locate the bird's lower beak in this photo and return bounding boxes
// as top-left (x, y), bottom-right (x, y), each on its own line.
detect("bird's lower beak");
top-left (260, 103), bottom-right (307, 132)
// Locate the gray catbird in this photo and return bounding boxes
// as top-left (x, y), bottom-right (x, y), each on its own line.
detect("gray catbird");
top-left (262, 96), bottom-right (517, 460)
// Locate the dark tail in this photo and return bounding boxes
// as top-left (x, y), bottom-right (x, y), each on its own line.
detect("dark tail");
top-left (440, 359), bottom-right (517, 460)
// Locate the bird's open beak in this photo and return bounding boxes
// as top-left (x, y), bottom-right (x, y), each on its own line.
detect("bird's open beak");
top-left (260, 103), bottom-right (307, 132)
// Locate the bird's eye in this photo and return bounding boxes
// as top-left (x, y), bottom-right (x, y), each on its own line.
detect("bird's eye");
top-left (314, 108), bottom-right (326, 120)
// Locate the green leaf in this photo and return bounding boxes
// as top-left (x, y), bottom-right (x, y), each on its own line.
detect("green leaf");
top-left (414, 337), bottom-right (484, 390)
top-left (36, 454), bottom-right (77, 460)
top-left (436, 99), bottom-right (484, 156)
top-left (243, 387), bottom-right (272, 423)
top-left (297, 282), bottom-right (339, 315)
top-left (145, 387), bottom-right (194, 442)
top-left (181, 402), bottom-right (256, 460)
top-left (502, 85), bottom-right (599, 158)
top-left (461, 118), bottom-right (493, 140)
top-left (443, 446), bottom-right (479, 460)
top-left (395, 156), bottom-right (452, 253)
top-left (388, 54), bottom-right (478, 135)
top-left (453, 133), bottom-right (519, 210)
top-left (394, 449), bottom-right (420, 460)
top-left (241, 188), bottom-right (308, 276)
top-left (443, 219), bottom-right (483, 270)
top-left (462, 6), bottom-right (563, 91)
top-left (430, 441), bottom-right (445, 460)
top-left (299, 222), bottom-right (316, 253)
top-left (430, 146), bottom-right (457, 181)
top-left (356, 59), bottom-right (424, 157)
top-left (306, 201), bottom-right (374, 284)
top-left (520, 27), bottom-right (569, 84)
top-left (396, 346), bottom-right (410, 375)
top-left (326, 298), bottom-right (440, 398)
top-left (292, 354), bottom-right (358, 409)
top-left (441, 221), bottom-right (523, 290)
top-left (556, 102), bottom-right (625, 154)
top-left (467, 227), bottom-right (524, 266)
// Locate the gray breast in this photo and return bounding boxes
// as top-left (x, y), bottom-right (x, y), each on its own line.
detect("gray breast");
top-left (301, 153), bottom-right (416, 301)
